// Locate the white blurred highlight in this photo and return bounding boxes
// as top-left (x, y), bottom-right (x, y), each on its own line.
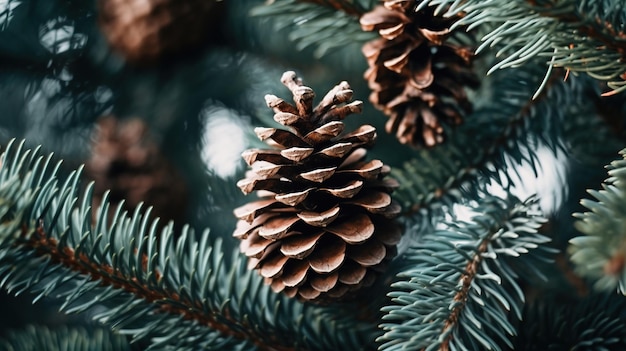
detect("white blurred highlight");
top-left (200, 106), bottom-right (247, 178)
top-left (39, 17), bottom-right (87, 54)
top-left (0, 0), bottom-right (20, 28)
top-left (453, 144), bottom-right (568, 221)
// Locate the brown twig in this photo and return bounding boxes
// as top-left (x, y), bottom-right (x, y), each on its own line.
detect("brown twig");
top-left (439, 239), bottom-right (490, 351)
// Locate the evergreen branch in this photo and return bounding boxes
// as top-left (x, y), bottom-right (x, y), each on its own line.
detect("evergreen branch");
top-left (21, 223), bottom-right (253, 347)
top-left (0, 142), bottom-right (247, 350)
top-left (0, 140), bottom-right (375, 351)
top-left (0, 325), bottom-right (133, 351)
top-left (392, 63), bottom-right (574, 216)
top-left (418, 0), bottom-right (626, 94)
top-left (569, 148), bottom-right (626, 294)
top-left (250, 0), bottom-right (376, 57)
top-left (378, 195), bottom-right (554, 351)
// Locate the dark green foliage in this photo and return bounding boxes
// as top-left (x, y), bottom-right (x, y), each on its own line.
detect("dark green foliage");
top-left (511, 293), bottom-right (626, 350)
top-left (0, 325), bottom-right (133, 351)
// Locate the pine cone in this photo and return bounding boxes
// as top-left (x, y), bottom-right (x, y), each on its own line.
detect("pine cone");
top-left (233, 71), bottom-right (401, 303)
top-left (98, 0), bottom-right (215, 63)
top-left (85, 116), bottom-right (188, 227)
top-left (360, 1), bottom-right (479, 147)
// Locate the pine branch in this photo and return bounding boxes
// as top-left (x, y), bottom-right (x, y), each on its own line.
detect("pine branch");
top-left (0, 140), bottom-right (376, 351)
top-left (418, 0), bottom-right (626, 94)
top-left (569, 148), bottom-right (626, 294)
top-left (0, 325), bottom-right (133, 351)
top-left (21, 223), bottom-right (254, 346)
top-left (0, 141), bottom-right (246, 350)
top-left (378, 195), bottom-right (555, 351)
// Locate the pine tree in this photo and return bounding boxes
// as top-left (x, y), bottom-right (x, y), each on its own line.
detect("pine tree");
top-left (0, 0), bottom-right (625, 350)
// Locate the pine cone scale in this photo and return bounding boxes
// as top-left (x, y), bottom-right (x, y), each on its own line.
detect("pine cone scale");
top-left (337, 159), bottom-right (384, 180)
top-left (309, 272), bottom-right (339, 292)
top-left (297, 286), bottom-right (321, 300)
top-left (240, 231), bottom-right (274, 258)
top-left (347, 240), bottom-right (387, 266)
top-left (337, 261), bottom-right (367, 284)
top-left (303, 121), bottom-right (345, 144)
top-left (299, 167), bottom-right (337, 183)
top-left (321, 180), bottom-right (364, 198)
top-left (345, 191), bottom-right (393, 213)
top-left (255, 127), bottom-right (311, 148)
top-left (275, 189), bottom-right (314, 206)
top-left (325, 213), bottom-right (375, 244)
top-left (282, 260), bottom-right (310, 287)
top-left (280, 232), bottom-right (324, 258)
top-left (359, 6), bottom-right (411, 33)
top-left (308, 236), bottom-right (346, 273)
top-left (280, 147), bottom-right (315, 162)
top-left (298, 206), bottom-right (341, 226)
top-left (317, 142), bottom-right (353, 159)
top-left (233, 200), bottom-right (282, 224)
top-left (260, 254), bottom-right (290, 279)
top-left (242, 149), bottom-right (286, 166)
top-left (258, 216), bottom-right (301, 240)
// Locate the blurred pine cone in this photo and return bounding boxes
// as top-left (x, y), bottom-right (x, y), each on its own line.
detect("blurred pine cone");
top-left (233, 71), bottom-right (401, 303)
top-left (98, 0), bottom-right (215, 63)
top-left (360, 0), bottom-right (479, 147)
top-left (85, 116), bottom-right (188, 227)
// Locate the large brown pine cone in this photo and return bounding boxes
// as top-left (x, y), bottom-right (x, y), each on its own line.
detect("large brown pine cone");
top-left (98, 0), bottom-right (215, 63)
top-left (233, 71), bottom-right (401, 303)
top-left (360, 0), bottom-right (479, 147)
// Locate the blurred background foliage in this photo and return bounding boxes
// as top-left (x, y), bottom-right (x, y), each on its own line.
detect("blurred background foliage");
top-left (1, 0), bottom-right (626, 349)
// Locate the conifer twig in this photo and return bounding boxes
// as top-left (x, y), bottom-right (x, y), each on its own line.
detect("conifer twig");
top-left (440, 239), bottom-right (491, 351)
